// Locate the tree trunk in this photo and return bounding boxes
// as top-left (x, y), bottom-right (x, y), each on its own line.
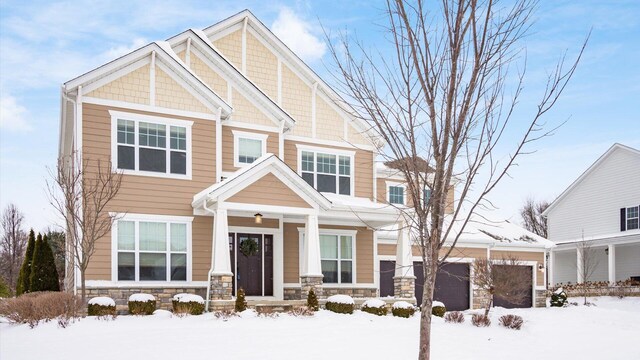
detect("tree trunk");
top-left (484, 296), bottom-right (493, 316)
top-left (80, 270), bottom-right (86, 305)
top-left (418, 257), bottom-right (437, 360)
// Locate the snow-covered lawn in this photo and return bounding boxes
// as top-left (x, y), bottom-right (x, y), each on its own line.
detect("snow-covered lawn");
top-left (2, 297), bottom-right (639, 360)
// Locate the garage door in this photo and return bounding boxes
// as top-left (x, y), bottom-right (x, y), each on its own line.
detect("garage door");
top-left (492, 265), bottom-right (533, 308)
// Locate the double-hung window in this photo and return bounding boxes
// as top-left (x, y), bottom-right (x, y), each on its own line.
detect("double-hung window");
top-left (115, 216), bottom-right (191, 282)
top-left (319, 234), bottom-right (354, 283)
top-left (233, 130), bottom-right (268, 167)
top-left (299, 147), bottom-right (353, 195)
top-left (112, 111), bottom-right (192, 178)
top-left (627, 206), bottom-right (639, 230)
top-left (388, 185), bottom-right (405, 205)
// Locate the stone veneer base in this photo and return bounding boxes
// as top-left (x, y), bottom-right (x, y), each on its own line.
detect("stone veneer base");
top-left (85, 287), bottom-right (207, 314)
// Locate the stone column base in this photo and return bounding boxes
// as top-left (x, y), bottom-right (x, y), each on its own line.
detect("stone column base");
top-left (210, 273), bottom-right (233, 300)
top-left (300, 275), bottom-right (323, 299)
top-left (394, 276), bottom-right (416, 303)
top-left (535, 289), bottom-right (547, 308)
top-left (472, 288), bottom-right (491, 310)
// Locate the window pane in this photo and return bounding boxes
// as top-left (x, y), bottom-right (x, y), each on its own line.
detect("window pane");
top-left (170, 223), bottom-right (187, 252)
top-left (238, 137), bottom-right (262, 164)
top-left (170, 151), bottom-right (186, 174)
top-left (340, 236), bottom-right (352, 259)
top-left (117, 252), bottom-right (135, 281)
top-left (302, 151), bottom-right (314, 172)
top-left (117, 146), bottom-right (135, 170)
top-left (302, 172), bottom-right (314, 187)
top-left (139, 148), bottom-right (166, 173)
top-left (117, 221), bottom-right (135, 250)
top-left (389, 186), bottom-right (404, 204)
top-left (316, 153), bottom-right (336, 174)
top-left (170, 126), bottom-right (186, 150)
top-left (139, 253), bottom-right (166, 281)
top-left (339, 156), bottom-right (350, 175)
top-left (340, 260), bottom-right (352, 283)
top-left (139, 222), bottom-right (166, 251)
top-left (171, 254), bottom-right (187, 281)
top-left (117, 119), bottom-right (135, 145)
top-left (139, 122), bottom-right (166, 148)
top-left (317, 174), bottom-right (336, 193)
top-left (423, 188), bottom-right (432, 204)
top-left (339, 176), bottom-right (350, 195)
top-left (320, 235), bottom-right (338, 258)
top-left (628, 207), bottom-right (639, 218)
top-left (321, 260), bottom-right (338, 283)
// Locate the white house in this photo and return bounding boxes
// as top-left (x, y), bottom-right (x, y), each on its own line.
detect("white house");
top-left (544, 143), bottom-right (640, 285)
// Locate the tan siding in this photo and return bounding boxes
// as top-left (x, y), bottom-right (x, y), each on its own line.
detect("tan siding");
top-left (355, 228), bottom-right (374, 283)
top-left (228, 216), bottom-right (279, 228)
top-left (282, 64), bottom-right (312, 137)
top-left (347, 122), bottom-right (370, 146)
top-left (378, 243), bottom-right (396, 256)
top-left (441, 247), bottom-right (488, 259)
top-left (231, 89), bottom-right (274, 126)
top-left (155, 68), bottom-right (210, 114)
top-left (212, 30), bottom-right (242, 68)
top-left (376, 178), bottom-right (387, 203)
top-left (87, 64), bottom-right (150, 105)
top-left (245, 32), bottom-right (278, 99)
top-left (190, 52), bottom-right (228, 100)
top-left (221, 126), bottom-right (278, 172)
top-left (491, 250), bottom-right (545, 286)
top-left (283, 222), bottom-right (302, 283)
top-left (315, 96), bottom-right (344, 142)
top-left (226, 173), bottom-right (311, 208)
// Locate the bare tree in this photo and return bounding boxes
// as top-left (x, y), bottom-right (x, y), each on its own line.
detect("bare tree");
top-left (0, 204), bottom-right (28, 291)
top-left (47, 152), bottom-right (123, 304)
top-left (520, 197), bottom-right (549, 238)
top-left (326, 1), bottom-right (586, 358)
top-left (472, 257), bottom-right (531, 315)
top-left (577, 239), bottom-right (599, 305)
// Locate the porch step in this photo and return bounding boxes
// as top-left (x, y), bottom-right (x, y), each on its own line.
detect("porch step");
top-left (249, 300), bottom-right (306, 313)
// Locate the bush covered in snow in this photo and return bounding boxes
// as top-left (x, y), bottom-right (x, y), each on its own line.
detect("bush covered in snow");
top-left (325, 295), bottom-right (354, 314)
top-left (391, 301), bottom-right (415, 318)
top-left (361, 299), bottom-right (387, 316)
top-left (471, 313), bottom-right (491, 327)
top-left (550, 287), bottom-right (567, 307)
top-left (172, 293), bottom-right (205, 315)
top-left (499, 314), bottom-right (523, 330)
top-left (432, 301), bottom-right (446, 317)
top-left (306, 288), bottom-right (319, 311)
top-left (444, 311), bottom-right (465, 323)
top-left (128, 293), bottom-right (156, 315)
top-left (88, 296), bottom-right (116, 317)
top-left (235, 288), bottom-right (247, 312)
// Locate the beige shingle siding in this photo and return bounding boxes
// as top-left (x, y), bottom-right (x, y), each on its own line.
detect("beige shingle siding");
top-left (246, 32), bottom-right (278, 99)
top-left (190, 52), bottom-right (228, 99)
top-left (87, 64), bottom-right (150, 105)
top-left (282, 64), bottom-right (312, 137)
top-left (154, 68), bottom-right (211, 113)
top-left (213, 30), bottom-right (242, 68)
top-left (315, 96), bottom-right (344, 142)
top-left (347, 122), bottom-right (370, 146)
top-left (231, 89), bottom-right (274, 126)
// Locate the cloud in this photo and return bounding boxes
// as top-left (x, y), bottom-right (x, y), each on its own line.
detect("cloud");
top-left (0, 94), bottom-right (32, 132)
top-left (272, 7), bottom-right (327, 63)
top-left (102, 38), bottom-right (149, 59)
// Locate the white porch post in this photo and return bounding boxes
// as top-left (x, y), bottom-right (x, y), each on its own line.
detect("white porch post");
top-left (394, 220), bottom-right (416, 301)
top-left (608, 244), bottom-right (616, 284)
top-left (212, 208), bottom-right (232, 275)
top-left (576, 247), bottom-right (584, 283)
top-left (549, 250), bottom-right (555, 287)
top-left (300, 214), bottom-right (323, 299)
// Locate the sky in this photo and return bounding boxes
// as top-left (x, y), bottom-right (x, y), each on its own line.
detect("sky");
top-left (1, 0), bottom-right (639, 232)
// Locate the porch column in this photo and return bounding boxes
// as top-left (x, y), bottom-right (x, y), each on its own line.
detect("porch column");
top-left (210, 208), bottom-right (233, 301)
top-left (576, 247), bottom-right (584, 283)
top-left (608, 244), bottom-right (616, 284)
top-left (394, 220), bottom-right (416, 302)
top-left (549, 250), bottom-right (555, 287)
top-left (300, 214), bottom-right (323, 298)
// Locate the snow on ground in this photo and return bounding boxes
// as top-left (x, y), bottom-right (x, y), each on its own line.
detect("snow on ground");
top-left (2, 297), bottom-right (639, 360)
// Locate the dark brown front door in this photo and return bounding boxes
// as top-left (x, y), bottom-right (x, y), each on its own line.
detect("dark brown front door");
top-left (231, 233), bottom-right (273, 297)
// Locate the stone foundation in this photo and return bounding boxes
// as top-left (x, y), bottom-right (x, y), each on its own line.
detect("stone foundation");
top-left (556, 286), bottom-right (640, 298)
top-left (535, 290), bottom-right (547, 308)
top-left (300, 275), bottom-right (324, 299)
top-left (472, 288), bottom-right (491, 310)
top-left (209, 274), bottom-right (233, 300)
top-left (85, 287), bottom-right (206, 314)
top-left (284, 285), bottom-right (378, 300)
top-left (393, 276), bottom-right (416, 302)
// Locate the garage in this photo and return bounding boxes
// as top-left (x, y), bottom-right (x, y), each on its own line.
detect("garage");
top-left (492, 265), bottom-right (533, 308)
top-left (380, 261), bottom-right (470, 311)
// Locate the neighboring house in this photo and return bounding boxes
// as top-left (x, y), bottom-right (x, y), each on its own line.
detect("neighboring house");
top-left (59, 9), bottom-right (550, 311)
top-left (545, 143), bottom-right (640, 286)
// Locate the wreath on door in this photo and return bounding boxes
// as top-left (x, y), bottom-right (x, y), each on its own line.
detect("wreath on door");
top-left (239, 238), bottom-right (259, 257)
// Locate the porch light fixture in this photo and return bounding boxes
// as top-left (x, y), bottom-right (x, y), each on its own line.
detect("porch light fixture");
top-left (605, 248), bottom-right (609, 255)
top-left (538, 263), bottom-right (544, 271)
top-left (254, 213), bottom-right (263, 224)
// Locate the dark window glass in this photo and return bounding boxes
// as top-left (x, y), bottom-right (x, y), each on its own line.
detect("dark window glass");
top-left (302, 172), bottom-right (314, 187)
top-left (317, 174), bottom-right (336, 193)
top-left (139, 253), bottom-right (166, 281)
top-left (139, 148), bottom-right (166, 173)
top-left (118, 146), bottom-right (135, 170)
top-left (170, 151), bottom-right (186, 174)
top-left (321, 260), bottom-right (338, 283)
top-left (339, 176), bottom-right (350, 195)
top-left (170, 254), bottom-right (187, 281)
top-left (341, 260), bottom-right (352, 283)
top-left (117, 252), bottom-right (135, 281)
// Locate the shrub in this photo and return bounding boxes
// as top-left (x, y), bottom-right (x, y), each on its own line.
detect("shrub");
top-left (392, 301), bottom-right (416, 318)
top-left (0, 277), bottom-right (12, 298)
top-left (325, 295), bottom-right (354, 314)
top-left (361, 299), bottom-right (387, 316)
top-left (0, 292), bottom-right (78, 328)
top-left (214, 309), bottom-right (239, 321)
top-left (172, 293), bottom-right (205, 315)
top-left (499, 314), bottom-right (523, 330)
top-left (306, 288), bottom-right (319, 311)
top-left (16, 230), bottom-right (36, 295)
top-left (471, 313), bottom-right (491, 327)
top-left (128, 293), bottom-right (156, 315)
top-left (235, 288), bottom-right (247, 312)
top-left (432, 301), bottom-right (446, 317)
top-left (550, 287), bottom-right (567, 307)
top-left (444, 311), bottom-right (465, 323)
top-left (288, 306), bottom-right (314, 317)
top-left (88, 297), bottom-right (116, 316)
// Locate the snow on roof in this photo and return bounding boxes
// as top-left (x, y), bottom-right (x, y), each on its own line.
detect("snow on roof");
top-left (321, 192), bottom-right (399, 211)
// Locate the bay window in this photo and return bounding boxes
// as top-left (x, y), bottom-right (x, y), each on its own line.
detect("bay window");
top-left (299, 147), bottom-right (353, 196)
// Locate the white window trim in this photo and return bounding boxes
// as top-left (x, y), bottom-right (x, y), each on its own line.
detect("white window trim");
top-left (110, 110), bottom-right (193, 180)
top-left (232, 130), bottom-right (268, 168)
top-left (297, 228), bottom-right (357, 285)
top-left (110, 213), bottom-right (193, 283)
top-left (386, 181), bottom-right (406, 205)
top-left (296, 144), bottom-right (355, 196)
top-left (626, 205), bottom-right (640, 230)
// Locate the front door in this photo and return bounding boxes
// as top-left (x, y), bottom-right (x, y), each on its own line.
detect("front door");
top-left (230, 233), bottom-right (273, 296)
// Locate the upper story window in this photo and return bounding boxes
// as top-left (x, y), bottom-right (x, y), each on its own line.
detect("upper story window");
top-left (298, 145), bottom-right (354, 196)
top-left (423, 187), bottom-right (432, 205)
top-left (233, 130), bottom-right (268, 167)
top-left (388, 185), bottom-right (405, 205)
top-left (111, 111), bottom-right (192, 179)
top-left (624, 206), bottom-right (639, 231)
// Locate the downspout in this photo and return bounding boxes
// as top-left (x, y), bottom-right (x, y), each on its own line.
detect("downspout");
top-left (203, 200), bottom-right (216, 312)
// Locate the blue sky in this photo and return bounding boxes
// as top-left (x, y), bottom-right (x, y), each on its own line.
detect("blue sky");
top-left (1, 0), bottom-right (639, 231)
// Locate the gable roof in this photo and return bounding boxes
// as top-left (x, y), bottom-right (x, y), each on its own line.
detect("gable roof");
top-left (166, 29), bottom-right (296, 130)
top-left (542, 143), bottom-right (640, 216)
top-left (202, 9), bottom-right (382, 148)
top-left (64, 41), bottom-right (232, 118)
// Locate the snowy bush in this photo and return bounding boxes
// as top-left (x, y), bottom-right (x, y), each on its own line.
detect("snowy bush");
top-left (325, 295), bottom-right (354, 314)
top-left (471, 313), bottom-right (491, 327)
top-left (550, 287), bottom-right (567, 307)
top-left (499, 314), bottom-right (523, 330)
top-left (444, 311), bottom-right (465, 323)
top-left (391, 301), bottom-right (416, 318)
top-left (0, 292), bottom-right (78, 328)
top-left (361, 299), bottom-right (387, 316)
top-left (88, 296), bottom-right (116, 317)
top-left (128, 293), bottom-right (156, 315)
top-left (432, 301), bottom-right (446, 317)
top-left (172, 293), bottom-right (205, 315)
